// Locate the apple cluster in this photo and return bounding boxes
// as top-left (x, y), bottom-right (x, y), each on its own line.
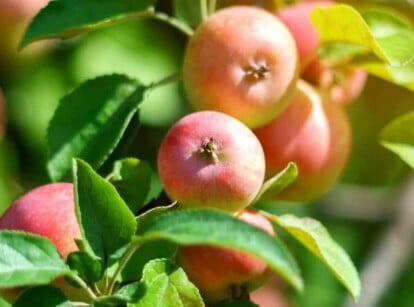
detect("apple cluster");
top-left (157, 2), bottom-right (366, 304)
top-left (0, 1), bottom-right (367, 305)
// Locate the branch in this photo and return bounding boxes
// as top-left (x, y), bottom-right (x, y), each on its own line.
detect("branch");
top-left (343, 173), bottom-right (414, 307)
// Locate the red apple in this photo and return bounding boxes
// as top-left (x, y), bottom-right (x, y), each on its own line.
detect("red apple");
top-left (254, 80), bottom-right (351, 203)
top-left (157, 111), bottom-right (265, 213)
top-left (0, 182), bottom-right (81, 259)
top-left (183, 6), bottom-right (298, 128)
top-left (176, 209), bottom-right (274, 303)
top-left (278, 1), bottom-right (367, 105)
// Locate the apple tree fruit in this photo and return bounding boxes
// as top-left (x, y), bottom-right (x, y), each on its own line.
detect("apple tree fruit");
top-left (157, 110), bottom-right (265, 213)
top-left (0, 182), bottom-right (80, 259)
top-left (176, 209), bottom-right (275, 303)
top-left (278, 0), bottom-right (367, 105)
top-left (182, 5), bottom-right (298, 128)
top-left (254, 80), bottom-right (351, 202)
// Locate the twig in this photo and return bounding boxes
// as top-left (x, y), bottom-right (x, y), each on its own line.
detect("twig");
top-left (343, 173), bottom-right (414, 307)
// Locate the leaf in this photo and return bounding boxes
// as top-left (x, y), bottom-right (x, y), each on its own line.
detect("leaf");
top-left (47, 74), bottom-right (145, 182)
top-left (135, 209), bottom-right (303, 292)
top-left (253, 162), bottom-right (298, 204)
top-left (21, 0), bottom-right (157, 48)
top-left (0, 231), bottom-right (69, 288)
top-left (173, 0), bottom-right (202, 28)
top-left (270, 214), bottom-right (360, 301)
top-left (379, 111), bottom-right (414, 168)
top-left (67, 251), bottom-right (104, 284)
top-left (108, 158), bottom-right (152, 214)
top-left (357, 60), bottom-right (414, 91)
top-left (13, 285), bottom-right (71, 307)
top-left (130, 259), bottom-right (204, 307)
top-left (311, 4), bottom-right (414, 66)
top-left (73, 159), bottom-right (137, 264)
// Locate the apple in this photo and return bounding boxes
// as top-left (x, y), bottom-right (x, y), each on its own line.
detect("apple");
top-left (157, 111), bottom-right (265, 213)
top-left (278, 0), bottom-right (367, 105)
top-left (182, 6), bottom-right (298, 128)
top-left (254, 80), bottom-right (351, 203)
top-left (0, 182), bottom-right (81, 259)
top-left (0, 182), bottom-right (83, 302)
top-left (176, 209), bottom-right (274, 304)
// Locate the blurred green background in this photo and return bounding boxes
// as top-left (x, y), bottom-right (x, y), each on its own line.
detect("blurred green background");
top-left (1, 1), bottom-right (414, 307)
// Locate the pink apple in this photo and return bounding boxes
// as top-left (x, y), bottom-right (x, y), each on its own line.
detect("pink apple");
top-left (183, 6), bottom-right (298, 128)
top-left (278, 1), bottom-right (367, 105)
top-left (176, 209), bottom-right (274, 303)
top-left (157, 111), bottom-right (265, 213)
top-left (0, 182), bottom-right (81, 259)
top-left (254, 80), bottom-right (351, 203)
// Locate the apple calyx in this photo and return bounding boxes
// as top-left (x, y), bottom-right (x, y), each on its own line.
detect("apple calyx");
top-left (244, 61), bottom-right (271, 81)
top-left (198, 138), bottom-right (220, 163)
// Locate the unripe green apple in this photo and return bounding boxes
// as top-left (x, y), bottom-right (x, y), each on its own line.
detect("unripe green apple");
top-left (176, 209), bottom-right (274, 304)
top-left (254, 80), bottom-right (351, 203)
top-left (0, 182), bottom-right (81, 259)
top-left (278, 0), bottom-right (367, 105)
top-left (183, 6), bottom-right (298, 128)
top-left (157, 111), bottom-right (265, 213)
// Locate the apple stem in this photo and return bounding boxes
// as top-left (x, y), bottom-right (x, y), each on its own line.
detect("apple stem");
top-left (106, 241), bottom-right (142, 294)
top-left (198, 138), bottom-right (220, 163)
top-left (68, 272), bottom-right (98, 300)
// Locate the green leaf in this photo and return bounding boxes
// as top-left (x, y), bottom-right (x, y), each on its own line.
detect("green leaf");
top-left (173, 0), bottom-right (202, 29)
top-left (13, 285), bottom-right (71, 307)
top-left (121, 240), bottom-right (177, 283)
top-left (357, 60), bottom-right (414, 91)
top-left (47, 74), bottom-right (145, 182)
top-left (108, 158), bottom-right (152, 214)
top-left (379, 111), bottom-right (414, 168)
top-left (21, 0), bottom-right (157, 48)
top-left (0, 231), bottom-right (69, 288)
top-left (73, 159), bottom-right (137, 264)
top-left (130, 259), bottom-right (204, 307)
top-left (67, 251), bottom-right (104, 284)
top-left (253, 162), bottom-right (298, 204)
top-left (270, 214), bottom-right (360, 301)
top-left (311, 4), bottom-right (414, 66)
top-left (136, 209), bottom-right (303, 292)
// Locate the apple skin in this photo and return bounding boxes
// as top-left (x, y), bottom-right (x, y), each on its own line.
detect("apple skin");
top-left (278, 0), bottom-right (367, 105)
top-left (176, 209), bottom-right (274, 304)
top-left (183, 6), bottom-right (298, 128)
top-left (254, 80), bottom-right (351, 203)
top-left (157, 111), bottom-right (265, 213)
top-left (0, 182), bottom-right (81, 259)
